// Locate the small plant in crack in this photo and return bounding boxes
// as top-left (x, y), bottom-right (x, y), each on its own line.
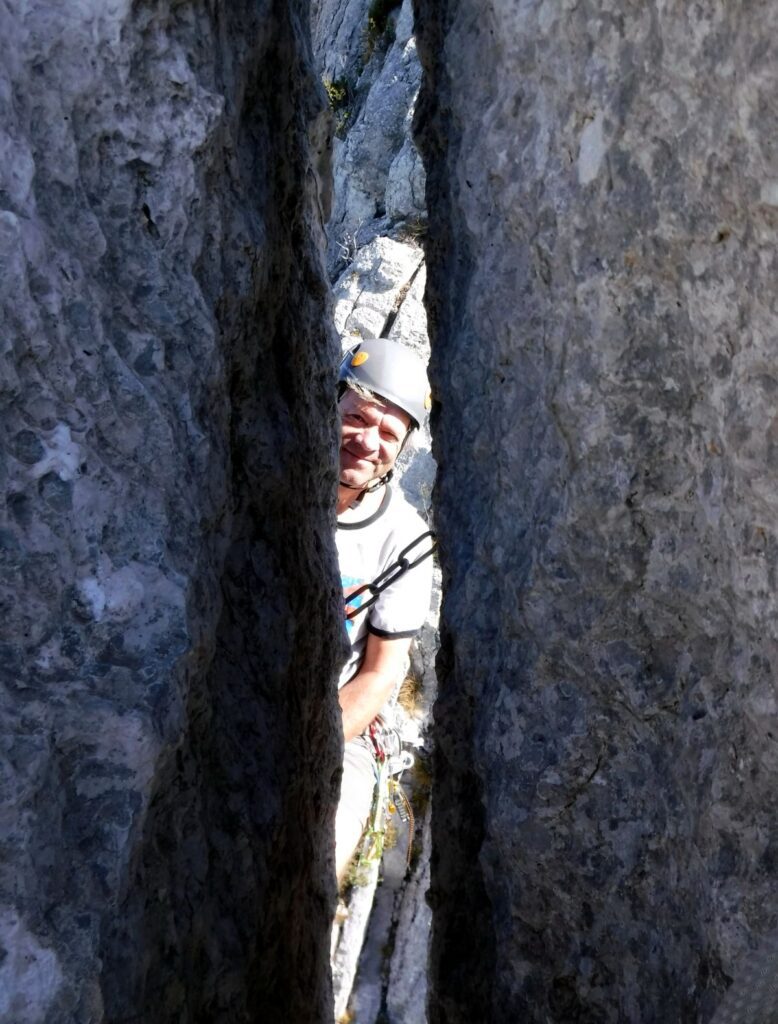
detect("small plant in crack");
top-left (396, 216), bottom-right (428, 243)
top-left (335, 220), bottom-right (364, 268)
top-left (322, 75), bottom-right (354, 138)
top-left (365, 0), bottom-right (403, 57)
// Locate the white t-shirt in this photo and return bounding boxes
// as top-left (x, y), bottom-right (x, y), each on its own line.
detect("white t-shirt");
top-left (337, 484), bottom-right (434, 690)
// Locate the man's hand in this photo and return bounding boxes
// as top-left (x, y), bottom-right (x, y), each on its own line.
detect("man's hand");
top-left (339, 632), bottom-right (412, 742)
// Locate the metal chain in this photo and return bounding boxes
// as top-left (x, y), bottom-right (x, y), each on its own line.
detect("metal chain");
top-left (345, 530), bottom-right (437, 621)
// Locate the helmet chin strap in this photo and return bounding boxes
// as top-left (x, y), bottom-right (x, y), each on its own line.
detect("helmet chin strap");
top-left (338, 469), bottom-right (394, 494)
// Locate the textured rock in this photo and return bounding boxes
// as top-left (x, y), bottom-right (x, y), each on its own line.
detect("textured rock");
top-left (1, 2), bottom-right (342, 1021)
top-left (386, 810), bottom-right (433, 1024)
top-left (347, 809), bottom-right (429, 1024)
top-left (416, 0), bottom-right (778, 1021)
top-left (333, 236), bottom-right (424, 339)
top-left (312, 0), bottom-right (426, 276)
top-left (311, 0), bottom-right (369, 85)
top-left (331, 864), bottom-right (381, 1022)
top-left (386, 135), bottom-right (426, 223)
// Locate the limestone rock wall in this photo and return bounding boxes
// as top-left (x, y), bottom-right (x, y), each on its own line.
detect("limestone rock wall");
top-left (0, 3), bottom-right (343, 1022)
top-left (312, 0), bottom-right (426, 277)
top-left (415, 1), bottom-right (778, 1021)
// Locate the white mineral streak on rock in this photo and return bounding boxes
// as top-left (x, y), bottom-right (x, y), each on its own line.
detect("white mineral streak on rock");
top-left (538, 0), bottom-right (558, 33)
top-left (76, 559), bottom-right (186, 624)
top-left (0, 911), bottom-right (64, 1024)
top-left (30, 424), bottom-right (82, 481)
top-left (577, 110), bottom-right (606, 185)
top-left (760, 180), bottom-right (778, 206)
top-left (0, 211), bottom-right (43, 349)
top-left (76, 576), bottom-right (108, 621)
top-left (102, 565), bottom-right (148, 621)
top-left (331, 865), bottom-right (381, 1021)
top-left (0, 129), bottom-right (35, 207)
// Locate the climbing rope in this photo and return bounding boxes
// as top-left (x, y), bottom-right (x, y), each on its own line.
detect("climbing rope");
top-left (356, 719), bottom-right (416, 876)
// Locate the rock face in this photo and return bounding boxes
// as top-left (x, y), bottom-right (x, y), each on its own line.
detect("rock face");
top-left (313, 0), bottom-right (426, 277)
top-left (416, 1), bottom-right (778, 1021)
top-left (0, 3), bottom-right (343, 1021)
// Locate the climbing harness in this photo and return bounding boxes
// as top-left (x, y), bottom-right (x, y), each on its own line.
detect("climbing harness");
top-left (343, 529), bottom-right (435, 880)
top-left (345, 530), bottom-right (437, 621)
top-left (357, 718), bottom-right (416, 876)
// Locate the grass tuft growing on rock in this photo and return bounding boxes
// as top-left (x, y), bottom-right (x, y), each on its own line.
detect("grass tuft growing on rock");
top-left (322, 76), bottom-right (353, 138)
top-left (365, 0), bottom-right (402, 56)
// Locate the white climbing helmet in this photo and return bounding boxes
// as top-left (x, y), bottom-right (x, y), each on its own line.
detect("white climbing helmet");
top-left (338, 338), bottom-right (431, 430)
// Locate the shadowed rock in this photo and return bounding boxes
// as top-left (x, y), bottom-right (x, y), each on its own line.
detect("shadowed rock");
top-left (415, 0), bottom-right (778, 1021)
top-left (0, 2), bottom-right (343, 1021)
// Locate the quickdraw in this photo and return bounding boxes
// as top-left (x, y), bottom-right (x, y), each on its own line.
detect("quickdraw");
top-left (345, 530), bottom-right (437, 621)
top-left (357, 721), bottom-right (416, 874)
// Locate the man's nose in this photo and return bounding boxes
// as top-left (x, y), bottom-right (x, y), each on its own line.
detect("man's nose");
top-left (353, 424), bottom-right (380, 452)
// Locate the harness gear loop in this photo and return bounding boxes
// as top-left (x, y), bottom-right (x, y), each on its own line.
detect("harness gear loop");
top-left (345, 530), bottom-right (437, 621)
top-left (356, 718), bottom-right (417, 875)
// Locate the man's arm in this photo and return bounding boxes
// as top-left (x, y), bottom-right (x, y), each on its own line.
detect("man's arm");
top-left (339, 632), bottom-right (412, 742)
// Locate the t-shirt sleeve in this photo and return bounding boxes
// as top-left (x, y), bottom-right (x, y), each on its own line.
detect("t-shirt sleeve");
top-left (367, 529), bottom-right (434, 639)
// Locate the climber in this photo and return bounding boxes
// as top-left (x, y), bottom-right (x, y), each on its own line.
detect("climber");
top-left (334, 337), bottom-right (434, 882)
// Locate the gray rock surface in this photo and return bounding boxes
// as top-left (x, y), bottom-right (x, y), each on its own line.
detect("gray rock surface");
top-left (1, 2), bottom-right (342, 1021)
top-left (332, 864), bottom-right (381, 1022)
top-left (416, 1), bottom-right (778, 1021)
top-left (333, 236), bottom-right (425, 339)
top-left (386, 809), bottom-right (433, 1024)
top-left (312, 0), bottom-right (374, 85)
top-left (347, 807), bottom-right (431, 1024)
top-left (312, 0), bottom-right (426, 277)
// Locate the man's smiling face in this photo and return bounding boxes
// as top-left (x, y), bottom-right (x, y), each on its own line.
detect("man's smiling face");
top-left (338, 388), bottom-right (411, 492)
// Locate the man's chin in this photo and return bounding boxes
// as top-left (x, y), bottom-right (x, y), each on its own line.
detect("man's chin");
top-left (339, 466), bottom-right (380, 490)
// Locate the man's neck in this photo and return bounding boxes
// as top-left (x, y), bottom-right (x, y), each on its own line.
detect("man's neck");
top-left (336, 482), bottom-right (385, 518)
